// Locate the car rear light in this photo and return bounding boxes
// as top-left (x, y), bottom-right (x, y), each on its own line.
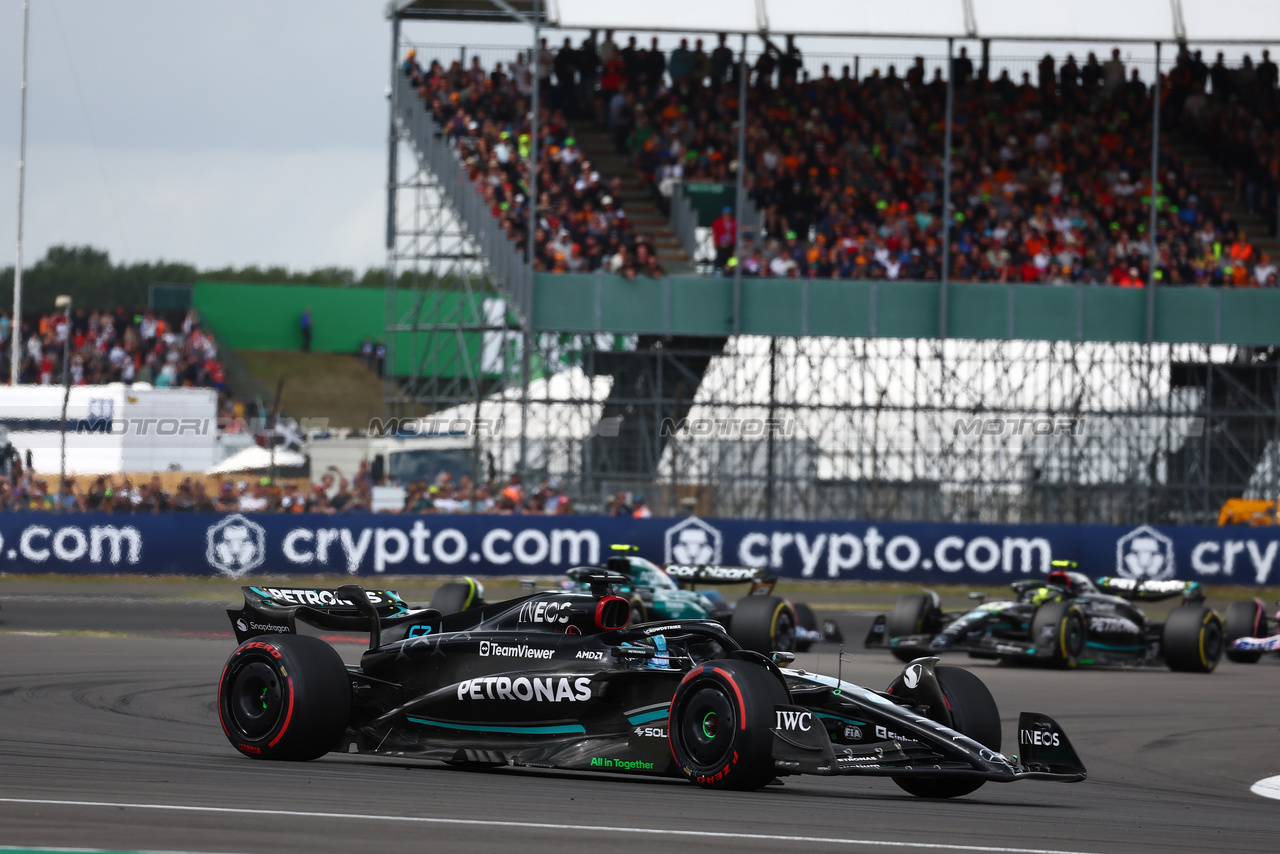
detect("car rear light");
top-left (596, 595), bottom-right (629, 630)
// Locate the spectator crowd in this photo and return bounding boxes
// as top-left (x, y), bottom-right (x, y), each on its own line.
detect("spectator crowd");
top-left (0, 465), bottom-right (577, 516)
top-left (403, 35), bottom-right (1280, 287)
top-left (0, 307), bottom-right (229, 389)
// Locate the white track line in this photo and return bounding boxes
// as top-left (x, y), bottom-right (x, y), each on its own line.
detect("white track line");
top-left (1251, 775), bottom-right (1280, 800)
top-left (0, 797), bottom-right (1106, 854)
top-left (0, 847), bottom-right (226, 854)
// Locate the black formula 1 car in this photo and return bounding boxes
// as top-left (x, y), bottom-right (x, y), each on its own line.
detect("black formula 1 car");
top-left (1224, 598), bottom-right (1280, 662)
top-left (866, 568), bottom-right (1222, 672)
top-left (217, 576), bottom-right (1086, 798)
top-left (428, 548), bottom-right (827, 653)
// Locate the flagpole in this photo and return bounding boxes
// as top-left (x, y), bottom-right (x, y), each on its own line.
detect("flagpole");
top-left (12, 0), bottom-right (31, 385)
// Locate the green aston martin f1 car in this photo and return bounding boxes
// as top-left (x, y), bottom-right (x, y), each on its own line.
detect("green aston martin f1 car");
top-left (430, 547), bottom-right (828, 655)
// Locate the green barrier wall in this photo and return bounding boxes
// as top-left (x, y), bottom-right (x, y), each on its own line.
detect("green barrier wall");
top-left (192, 282), bottom-right (495, 378)
top-left (196, 279), bottom-right (1280, 366)
top-left (531, 275), bottom-right (1280, 345)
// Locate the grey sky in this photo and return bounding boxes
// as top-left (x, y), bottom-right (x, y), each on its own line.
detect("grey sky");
top-left (0, 2), bottom-right (1267, 273)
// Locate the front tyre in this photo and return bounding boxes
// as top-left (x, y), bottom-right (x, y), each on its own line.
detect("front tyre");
top-left (1030, 601), bottom-right (1086, 669)
top-left (669, 659), bottom-right (788, 791)
top-left (729, 596), bottom-right (796, 654)
top-left (1224, 599), bottom-right (1266, 664)
top-left (893, 666), bottom-right (1001, 799)
top-left (1163, 605), bottom-right (1223, 673)
top-left (217, 634), bottom-right (351, 761)
top-left (628, 596), bottom-right (648, 626)
top-left (792, 602), bottom-right (818, 652)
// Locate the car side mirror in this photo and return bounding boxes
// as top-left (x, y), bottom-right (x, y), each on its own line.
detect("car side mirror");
top-left (771, 651), bottom-right (795, 665)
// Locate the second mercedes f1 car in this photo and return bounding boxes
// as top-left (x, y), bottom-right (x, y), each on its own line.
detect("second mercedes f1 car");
top-left (866, 566), bottom-right (1222, 672)
top-left (218, 576), bottom-right (1086, 798)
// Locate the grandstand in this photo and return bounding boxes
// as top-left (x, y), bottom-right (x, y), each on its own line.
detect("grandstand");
top-left (383, 0), bottom-right (1280, 525)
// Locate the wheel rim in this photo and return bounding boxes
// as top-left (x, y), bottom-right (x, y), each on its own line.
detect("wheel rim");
top-left (1064, 614), bottom-right (1085, 658)
top-left (675, 684), bottom-right (737, 768)
top-left (226, 660), bottom-right (285, 740)
top-left (774, 610), bottom-right (796, 652)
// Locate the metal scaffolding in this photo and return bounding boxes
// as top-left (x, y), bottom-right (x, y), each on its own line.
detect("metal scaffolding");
top-left (385, 25), bottom-right (1280, 522)
top-left (395, 329), bottom-right (1278, 525)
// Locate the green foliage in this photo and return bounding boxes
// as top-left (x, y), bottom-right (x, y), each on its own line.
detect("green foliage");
top-left (0, 245), bottom-right (398, 315)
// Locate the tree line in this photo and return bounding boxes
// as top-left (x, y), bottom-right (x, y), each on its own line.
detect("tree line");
top-left (0, 245), bottom-right (423, 314)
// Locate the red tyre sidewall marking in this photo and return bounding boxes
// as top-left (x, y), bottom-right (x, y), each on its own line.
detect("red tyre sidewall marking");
top-left (710, 667), bottom-right (747, 730)
top-left (267, 676), bottom-right (295, 749)
top-left (216, 660), bottom-right (233, 741)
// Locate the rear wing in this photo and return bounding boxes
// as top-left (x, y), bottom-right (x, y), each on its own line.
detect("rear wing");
top-left (227, 585), bottom-right (418, 644)
top-left (663, 564), bottom-right (776, 596)
top-left (1095, 577), bottom-right (1204, 603)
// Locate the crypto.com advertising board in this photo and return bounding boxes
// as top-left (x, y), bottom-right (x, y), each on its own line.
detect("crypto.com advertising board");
top-left (0, 513), bottom-right (1278, 586)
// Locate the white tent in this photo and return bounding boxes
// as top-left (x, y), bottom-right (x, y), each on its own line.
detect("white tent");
top-left (550, 0), bottom-right (1280, 41)
top-left (392, 0), bottom-right (1280, 42)
top-left (206, 446), bottom-right (308, 475)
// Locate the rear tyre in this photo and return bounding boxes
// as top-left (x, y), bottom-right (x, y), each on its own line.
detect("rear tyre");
top-left (886, 595), bottom-right (938, 663)
top-left (893, 666), bottom-right (1001, 799)
top-left (1030, 601), bottom-right (1086, 669)
top-left (628, 596), bottom-right (648, 626)
top-left (217, 634), bottom-right (351, 761)
top-left (729, 596), bottom-right (797, 654)
top-left (1163, 605), bottom-right (1223, 673)
top-left (793, 602), bottom-right (818, 652)
top-left (430, 578), bottom-right (483, 615)
top-left (1224, 600), bottom-right (1266, 664)
top-left (669, 659), bottom-right (788, 790)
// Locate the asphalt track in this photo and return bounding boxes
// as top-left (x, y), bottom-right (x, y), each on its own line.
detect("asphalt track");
top-left (0, 585), bottom-right (1277, 854)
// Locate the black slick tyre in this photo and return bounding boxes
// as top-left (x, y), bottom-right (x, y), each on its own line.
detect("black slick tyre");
top-left (1162, 605), bottom-right (1223, 673)
top-left (793, 602), bottom-right (818, 652)
top-left (886, 594), bottom-right (938, 663)
top-left (1030, 600), bottom-right (1086, 669)
top-left (628, 596), bottom-right (648, 626)
top-left (1224, 600), bottom-right (1266, 664)
top-left (430, 579), bottom-right (482, 615)
top-left (217, 634), bottom-right (351, 761)
top-left (669, 659), bottom-right (788, 791)
top-left (729, 596), bottom-right (797, 654)
top-left (893, 666), bottom-right (1001, 799)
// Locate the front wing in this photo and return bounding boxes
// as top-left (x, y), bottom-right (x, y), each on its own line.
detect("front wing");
top-left (1232, 634), bottom-right (1280, 653)
top-left (864, 614), bottom-right (1045, 662)
top-left (776, 667), bottom-right (1085, 784)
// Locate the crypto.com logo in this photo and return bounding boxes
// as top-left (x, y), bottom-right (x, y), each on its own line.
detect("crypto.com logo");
top-left (206, 514), bottom-right (267, 578)
top-left (664, 517), bottom-right (722, 565)
top-left (1115, 525), bottom-right (1176, 580)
